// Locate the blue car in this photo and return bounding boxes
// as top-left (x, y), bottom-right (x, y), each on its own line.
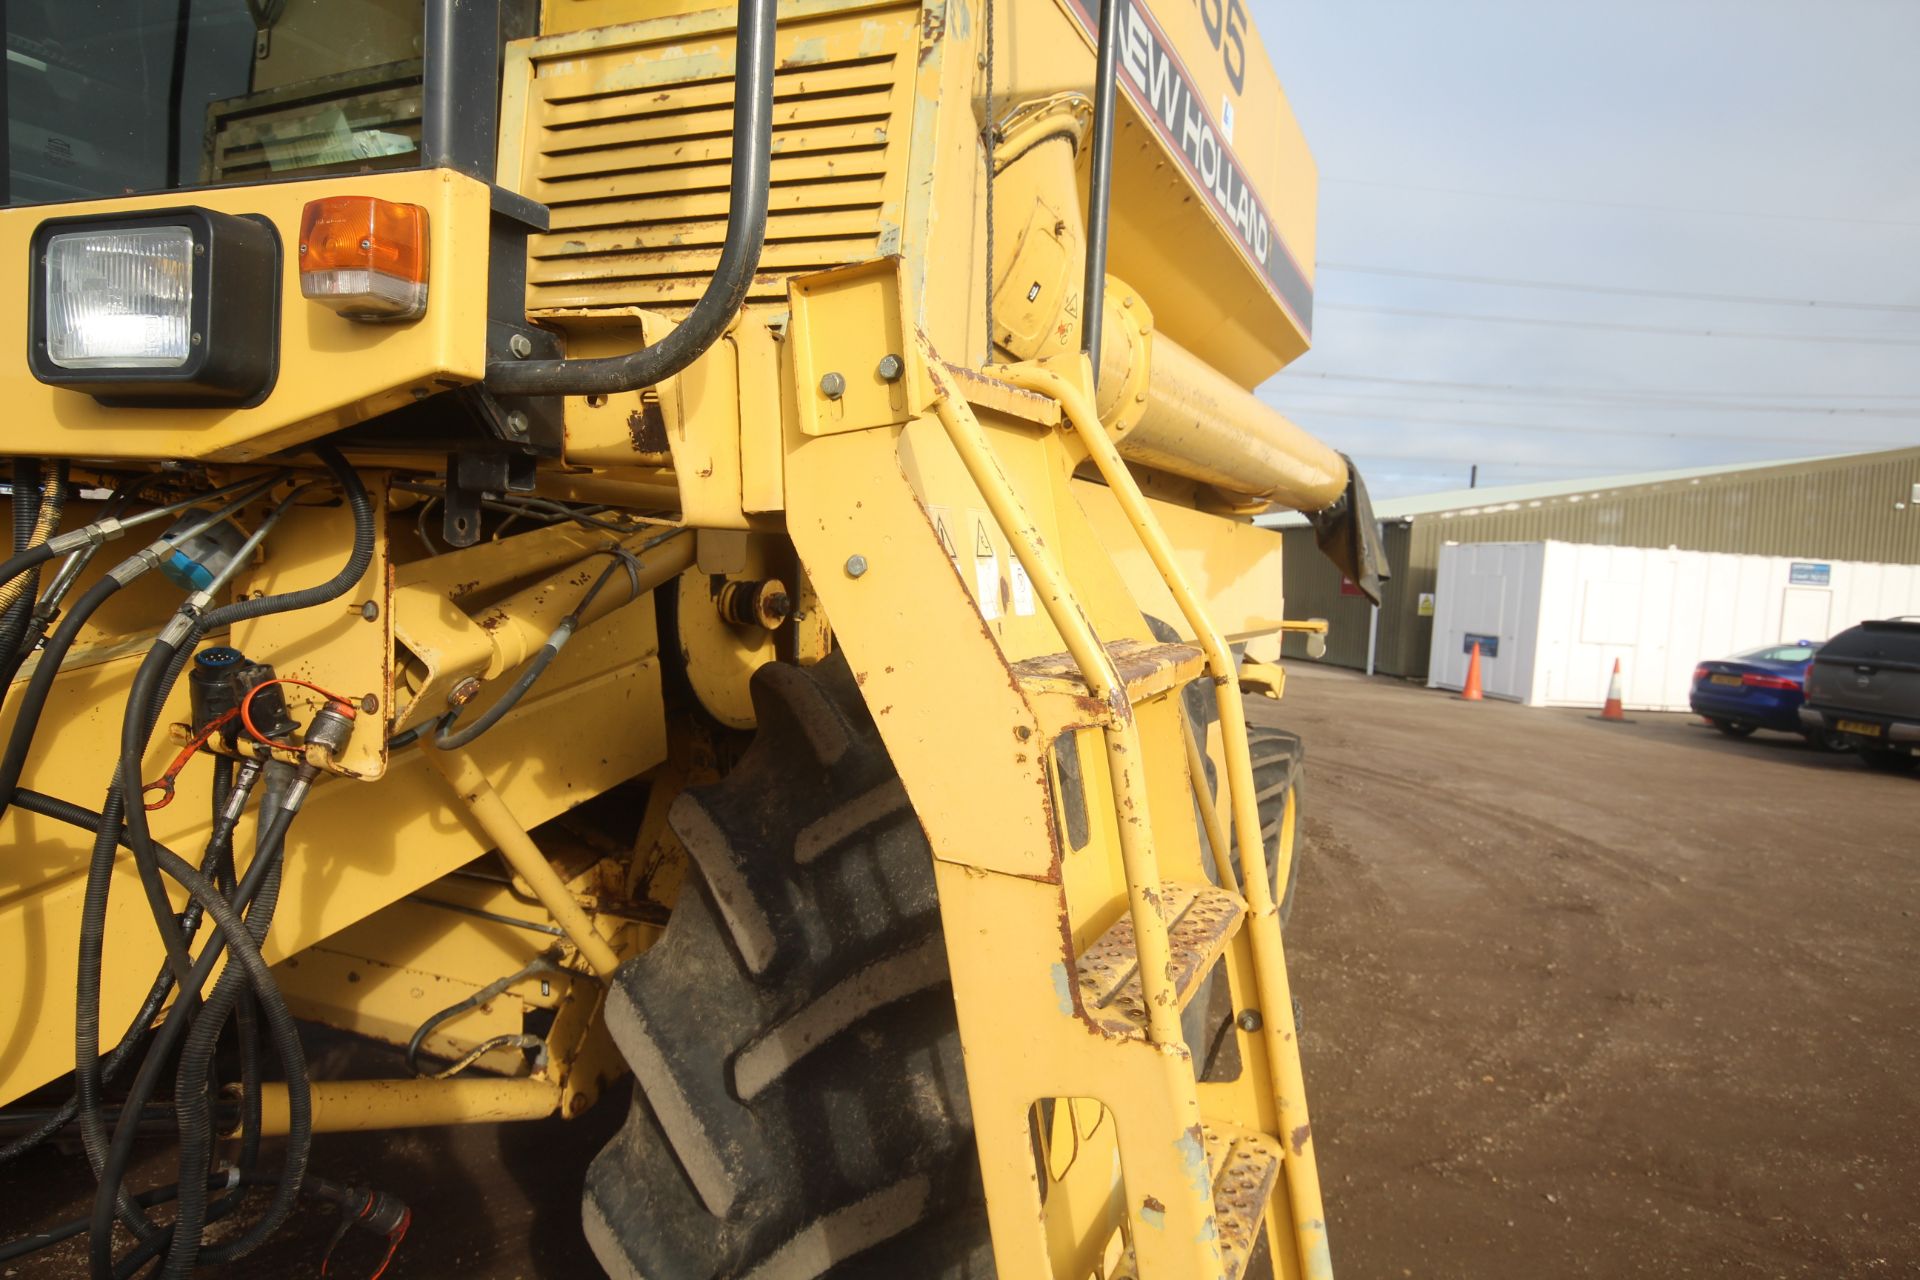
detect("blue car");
top-left (1690, 641), bottom-right (1848, 749)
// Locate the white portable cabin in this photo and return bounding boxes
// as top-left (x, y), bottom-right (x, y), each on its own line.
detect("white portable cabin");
top-left (1426, 541), bottom-right (1920, 711)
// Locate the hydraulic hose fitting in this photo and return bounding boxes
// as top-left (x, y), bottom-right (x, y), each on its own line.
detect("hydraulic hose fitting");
top-left (304, 700), bottom-right (357, 761)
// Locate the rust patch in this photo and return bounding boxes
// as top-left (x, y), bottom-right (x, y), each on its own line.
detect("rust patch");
top-left (918, 5), bottom-right (946, 60)
top-left (1290, 1123), bottom-right (1311, 1155)
top-left (627, 394), bottom-right (671, 460)
top-left (1142, 1195), bottom-right (1165, 1214)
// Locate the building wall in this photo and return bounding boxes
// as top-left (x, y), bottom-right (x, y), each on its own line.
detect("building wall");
top-left (1281, 446), bottom-right (1920, 679)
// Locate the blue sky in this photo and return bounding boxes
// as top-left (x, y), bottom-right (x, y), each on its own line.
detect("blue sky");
top-left (1248, 0), bottom-right (1920, 498)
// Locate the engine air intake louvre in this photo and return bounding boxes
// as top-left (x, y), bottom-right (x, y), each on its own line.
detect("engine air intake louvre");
top-left (505, 1), bottom-right (918, 319)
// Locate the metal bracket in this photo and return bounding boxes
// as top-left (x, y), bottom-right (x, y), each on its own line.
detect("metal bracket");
top-left (443, 450), bottom-right (537, 547)
top-left (787, 258), bottom-right (931, 437)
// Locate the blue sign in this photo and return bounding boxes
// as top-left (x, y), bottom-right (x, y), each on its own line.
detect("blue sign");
top-left (1463, 633), bottom-right (1500, 658)
top-left (1789, 562), bottom-right (1831, 587)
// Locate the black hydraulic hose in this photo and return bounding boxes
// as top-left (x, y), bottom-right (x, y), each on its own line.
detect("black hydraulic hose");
top-left (0, 472), bottom-right (286, 824)
top-left (0, 469), bottom-right (279, 602)
top-left (82, 800), bottom-right (311, 1279)
top-left (75, 448), bottom-right (364, 1267)
top-left (0, 762), bottom-right (257, 1169)
top-left (164, 823), bottom-right (286, 1277)
top-left (1081, 0), bottom-right (1122, 382)
top-left (433, 539), bottom-right (663, 751)
top-left (0, 1172), bottom-right (237, 1264)
top-left (66, 790), bottom-right (301, 1267)
top-left (482, 0), bottom-right (777, 397)
top-left (0, 575), bottom-right (122, 822)
top-left (105, 468), bottom-right (305, 990)
top-left (0, 459), bottom-right (42, 669)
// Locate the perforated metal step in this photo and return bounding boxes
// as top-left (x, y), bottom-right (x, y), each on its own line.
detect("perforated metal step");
top-left (1075, 882), bottom-right (1244, 1037)
top-left (1110, 1122), bottom-right (1284, 1280)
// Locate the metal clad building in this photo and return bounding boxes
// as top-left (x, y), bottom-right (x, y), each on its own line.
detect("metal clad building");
top-left (1271, 446), bottom-right (1920, 677)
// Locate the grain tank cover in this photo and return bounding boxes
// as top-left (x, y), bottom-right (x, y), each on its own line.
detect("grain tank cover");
top-left (1010, 0), bottom-right (1320, 383)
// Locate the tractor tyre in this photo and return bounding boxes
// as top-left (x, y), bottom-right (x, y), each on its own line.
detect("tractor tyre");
top-left (583, 656), bottom-right (992, 1279)
top-left (1242, 723), bottom-right (1306, 926)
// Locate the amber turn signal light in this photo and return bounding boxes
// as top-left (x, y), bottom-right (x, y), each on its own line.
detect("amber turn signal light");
top-left (298, 196), bottom-right (428, 321)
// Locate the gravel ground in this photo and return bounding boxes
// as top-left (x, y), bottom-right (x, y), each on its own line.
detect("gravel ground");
top-left (1273, 662), bottom-right (1919, 1278)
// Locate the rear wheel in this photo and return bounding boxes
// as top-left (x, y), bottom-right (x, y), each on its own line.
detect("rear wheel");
top-left (1243, 723), bottom-right (1305, 925)
top-left (584, 658), bottom-right (1310, 1277)
top-left (1709, 718), bottom-right (1756, 738)
top-left (582, 657), bottom-right (990, 1279)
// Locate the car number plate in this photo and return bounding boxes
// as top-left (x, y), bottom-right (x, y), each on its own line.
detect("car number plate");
top-left (1709, 674), bottom-right (1743, 687)
top-left (1836, 719), bottom-right (1883, 738)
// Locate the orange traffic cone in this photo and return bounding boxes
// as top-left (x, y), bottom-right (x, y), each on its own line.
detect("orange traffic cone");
top-left (1460, 641), bottom-right (1485, 701)
top-left (1590, 657), bottom-right (1634, 723)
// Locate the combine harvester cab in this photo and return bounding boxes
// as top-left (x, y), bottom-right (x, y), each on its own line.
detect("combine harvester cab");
top-left (0, 0), bottom-right (1383, 1275)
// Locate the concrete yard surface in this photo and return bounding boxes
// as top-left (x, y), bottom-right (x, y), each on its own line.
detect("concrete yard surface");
top-left (1270, 661), bottom-right (1918, 1277)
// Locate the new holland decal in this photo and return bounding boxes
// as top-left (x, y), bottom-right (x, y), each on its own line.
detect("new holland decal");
top-left (1063, 0), bottom-right (1314, 333)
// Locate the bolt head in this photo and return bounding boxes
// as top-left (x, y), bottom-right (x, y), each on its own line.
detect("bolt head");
top-left (876, 353), bottom-right (904, 382)
top-left (1236, 1009), bottom-right (1263, 1034)
top-left (448, 676), bottom-right (483, 707)
top-left (844, 554), bottom-right (869, 578)
top-left (505, 410), bottom-right (529, 437)
top-left (819, 371), bottom-right (847, 399)
top-left (508, 333), bottom-right (534, 358)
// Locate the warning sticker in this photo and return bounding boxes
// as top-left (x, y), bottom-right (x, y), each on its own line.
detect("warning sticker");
top-left (928, 505), bottom-right (959, 565)
top-left (1010, 558), bottom-right (1035, 617)
top-left (971, 511), bottom-right (1000, 621)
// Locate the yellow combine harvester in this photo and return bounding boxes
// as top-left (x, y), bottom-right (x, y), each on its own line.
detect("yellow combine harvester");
top-left (0, 0), bottom-right (1383, 1274)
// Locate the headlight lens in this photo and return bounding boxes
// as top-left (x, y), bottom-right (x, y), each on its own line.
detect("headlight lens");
top-left (44, 226), bottom-right (195, 369)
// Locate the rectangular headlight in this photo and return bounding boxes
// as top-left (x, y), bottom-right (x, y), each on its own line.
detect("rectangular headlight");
top-left (29, 207), bottom-right (280, 406)
top-left (45, 226), bottom-right (195, 368)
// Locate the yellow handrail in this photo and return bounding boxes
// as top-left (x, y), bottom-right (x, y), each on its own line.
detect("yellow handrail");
top-left (1000, 357), bottom-right (1334, 1280)
top-left (926, 362), bottom-right (1185, 1050)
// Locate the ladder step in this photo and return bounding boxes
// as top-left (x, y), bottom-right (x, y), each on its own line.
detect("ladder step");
top-left (1076, 882), bottom-right (1245, 1037)
top-left (1110, 1123), bottom-right (1284, 1280)
top-left (1012, 639), bottom-right (1205, 708)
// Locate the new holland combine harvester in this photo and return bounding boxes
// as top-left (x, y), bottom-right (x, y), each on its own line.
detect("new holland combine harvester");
top-left (0, 0), bottom-right (1383, 1274)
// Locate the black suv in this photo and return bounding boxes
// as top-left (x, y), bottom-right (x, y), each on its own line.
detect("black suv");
top-left (1801, 618), bottom-right (1920, 773)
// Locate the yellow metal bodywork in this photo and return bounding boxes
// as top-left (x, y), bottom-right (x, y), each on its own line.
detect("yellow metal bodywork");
top-left (0, 0), bottom-right (1350, 1275)
top-left (0, 168), bottom-right (494, 461)
top-left (0, 495), bottom-right (673, 1106)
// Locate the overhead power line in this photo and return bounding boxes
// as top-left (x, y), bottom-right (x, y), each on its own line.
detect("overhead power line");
top-left (1274, 387), bottom-right (1920, 420)
top-left (1287, 404), bottom-right (1909, 448)
top-left (1278, 371), bottom-right (1920, 403)
top-left (1358, 454), bottom-right (1649, 472)
top-left (1318, 302), bottom-right (1920, 347)
top-left (1321, 176), bottom-right (1920, 231)
top-left (1316, 262), bottom-right (1920, 315)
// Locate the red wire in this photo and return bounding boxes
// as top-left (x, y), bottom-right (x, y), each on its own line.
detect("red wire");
top-left (368, 1208), bottom-right (411, 1280)
top-left (239, 676), bottom-right (356, 752)
top-left (141, 708), bottom-right (240, 811)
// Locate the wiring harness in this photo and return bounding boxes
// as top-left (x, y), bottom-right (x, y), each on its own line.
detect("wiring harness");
top-left (0, 452), bottom-right (405, 1278)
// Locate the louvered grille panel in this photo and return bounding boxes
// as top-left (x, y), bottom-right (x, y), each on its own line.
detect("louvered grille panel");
top-left (513, 6), bottom-right (918, 319)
